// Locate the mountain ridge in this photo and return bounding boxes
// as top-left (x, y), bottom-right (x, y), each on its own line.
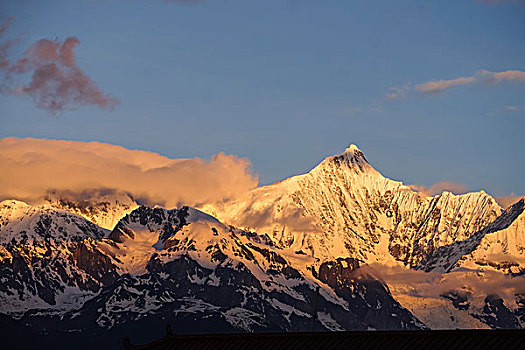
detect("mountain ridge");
top-left (0, 143), bottom-right (523, 348)
top-left (201, 145), bottom-right (502, 267)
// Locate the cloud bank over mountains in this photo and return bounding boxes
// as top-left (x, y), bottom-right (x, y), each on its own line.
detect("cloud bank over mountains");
top-left (0, 137), bottom-right (257, 208)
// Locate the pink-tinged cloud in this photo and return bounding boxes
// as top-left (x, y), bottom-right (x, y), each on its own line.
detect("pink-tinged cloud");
top-left (494, 193), bottom-right (524, 209)
top-left (6, 37), bottom-right (119, 113)
top-left (0, 138), bottom-right (258, 208)
top-left (394, 69), bottom-right (525, 97)
top-left (0, 19), bottom-right (119, 114)
top-left (0, 17), bottom-right (14, 83)
top-left (414, 76), bottom-right (475, 95)
top-left (477, 69), bottom-right (525, 83)
top-left (408, 181), bottom-right (469, 197)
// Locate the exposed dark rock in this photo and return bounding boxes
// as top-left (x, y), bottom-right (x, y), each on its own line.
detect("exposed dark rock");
top-left (72, 240), bottom-right (119, 286)
top-left (315, 259), bottom-right (425, 330)
top-left (473, 295), bottom-right (521, 329)
top-left (441, 290), bottom-right (471, 310)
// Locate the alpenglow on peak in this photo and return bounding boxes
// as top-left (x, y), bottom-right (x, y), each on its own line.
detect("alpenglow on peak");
top-left (338, 143), bottom-right (368, 164)
top-left (344, 144), bottom-right (362, 153)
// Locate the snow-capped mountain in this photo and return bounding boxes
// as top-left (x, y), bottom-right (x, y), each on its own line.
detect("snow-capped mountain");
top-left (43, 190), bottom-right (138, 230)
top-left (0, 200), bottom-right (105, 245)
top-left (0, 144), bottom-right (524, 348)
top-left (198, 145), bottom-right (523, 331)
top-left (69, 206), bottom-right (423, 333)
top-left (422, 198), bottom-right (525, 275)
top-left (0, 200), bottom-right (112, 316)
top-left (0, 203), bottom-right (425, 348)
top-left (201, 145), bottom-right (502, 267)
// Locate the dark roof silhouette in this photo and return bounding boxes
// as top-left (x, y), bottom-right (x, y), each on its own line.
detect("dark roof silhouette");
top-left (124, 329), bottom-right (525, 350)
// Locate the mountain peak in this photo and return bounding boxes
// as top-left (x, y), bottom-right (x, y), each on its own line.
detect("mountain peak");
top-left (344, 144), bottom-right (362, 154)
top-left (305, 143), bottom-right (373, 180)
top-left (334, 143), bottom-right (369, 166)
top-left (341, 144), bottom-right (366, 161)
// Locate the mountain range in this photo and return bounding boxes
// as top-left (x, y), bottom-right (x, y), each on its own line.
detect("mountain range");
top-left (1, 145), bottom-right (523, 348)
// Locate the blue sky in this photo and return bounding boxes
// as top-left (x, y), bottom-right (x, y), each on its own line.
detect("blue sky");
top-left (0, 0), bottom-right (524, 197)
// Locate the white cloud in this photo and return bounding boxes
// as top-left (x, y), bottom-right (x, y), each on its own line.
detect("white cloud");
top-left (0, 137), bottom-right (258, 208)
top-left (407, 182), bottom-right (469, 197)
top-left (414, 76), bottom-right (475, 95)
top-left (391, 69), bottom-right (525, 98)
top-left (387, 84), bottom-right (411, 99)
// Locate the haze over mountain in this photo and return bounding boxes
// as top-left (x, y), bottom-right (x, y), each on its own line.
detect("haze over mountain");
top-left (0, 141), bottom-right (524, 349)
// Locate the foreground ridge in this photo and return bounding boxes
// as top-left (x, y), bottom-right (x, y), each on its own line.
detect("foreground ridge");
top-left (123, 329), bottom-right (525, 350)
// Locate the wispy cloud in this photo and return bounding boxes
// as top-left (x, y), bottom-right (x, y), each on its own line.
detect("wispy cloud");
top-left (503, 105), bottom-right (519, 112)
top-left (414, 76), bottom-right (475, 95)
top-left (479, 69), bottom-right (525, 83)
top-left (486, 104), bottom-right (522, 116)
top-left (0, 18), bottom-right (119, 114)
top-left (0, 17), bottom-right (14, 88)
top-left (408, 181), bottom-right (469, 197)
top-left (389, 69), bottom-right (525, 98)
top-left (387, 84), bottom-right (411, 100)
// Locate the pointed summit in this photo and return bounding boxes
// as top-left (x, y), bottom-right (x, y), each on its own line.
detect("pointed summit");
top-left (339, 143), bottom-right (368, 165)
top-left (344, 144), bottom-right (361, 153)
top-left (307, 143), bottom-right (373, 178)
